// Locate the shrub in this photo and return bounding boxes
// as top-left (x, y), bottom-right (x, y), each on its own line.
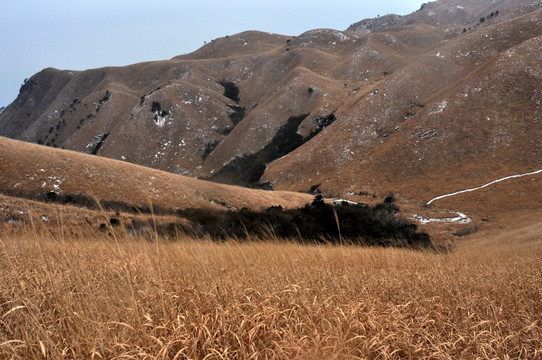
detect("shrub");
top-left (220, 81), bottom-right (240, 103)
top-left (177, 196), bottom-right (432, 249)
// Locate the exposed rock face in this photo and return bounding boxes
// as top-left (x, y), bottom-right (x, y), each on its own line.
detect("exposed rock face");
top-left (1, 0), bottom-right (541, 208)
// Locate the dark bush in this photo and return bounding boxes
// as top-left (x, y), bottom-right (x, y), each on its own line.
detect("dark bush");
top-left (209, 114), bottom-right (309, 186)
top-left (177, 196), bottom-right (432, 249)
top-left (227, 105), bottom-right (246, 126)
top-left (90, 133), bottom-right (109, 155)
top-left (45, 191), bottom-right (58, 202)
top-left (307, 184), bottom-right (322, 195)
top-left (220, 81), bottom-right (240, 103)
top-left (202, 141), bottom-right (220, 161)
top-left (96, 90), bottom-right (111, 112)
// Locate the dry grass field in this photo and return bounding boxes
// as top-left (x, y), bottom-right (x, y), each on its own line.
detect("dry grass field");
top-left (0, 221), bottom-right (541, 359)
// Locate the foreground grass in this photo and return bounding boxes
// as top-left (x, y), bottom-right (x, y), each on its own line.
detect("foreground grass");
top-left (0, 228), bottom-right (541, 359)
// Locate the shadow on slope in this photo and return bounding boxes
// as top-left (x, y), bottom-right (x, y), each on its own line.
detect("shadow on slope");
top-left (209, 113), bottom-right (336, 188)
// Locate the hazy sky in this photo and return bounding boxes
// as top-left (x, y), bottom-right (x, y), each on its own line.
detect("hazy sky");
top-left (0, 0), bottom-right (426, 107)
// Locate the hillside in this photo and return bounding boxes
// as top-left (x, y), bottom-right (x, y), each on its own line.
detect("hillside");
top-left (1, 0), bottom-right (542, 238)
top-left (0, 136), bottom-right (315, 232)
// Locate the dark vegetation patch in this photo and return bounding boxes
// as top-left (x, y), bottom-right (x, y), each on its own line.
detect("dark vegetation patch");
top-left (149, 101), bottom-right (170, 124)
top-left (220, 81), bottom-right (240, 103)
top-left (176, 195), bottom-right (433, 249)
top-left (209, 114), bottom-right (309, 186)
top-left (19, 78), bottom-right (37, 93)
top-left (308, 114), bottom-right (336, 138)
top-left (210, 113), bottom-right (336, 187)
top-left (215, 105), bottom-right (247, 137)
top-left (151, 101), bottom-right (169, 119)
top-left (359, 190), bottom-right (377, 198)
top-left (209, 154), bottom-right (267, 186)
top-left (18, 78), bottom-right (38, 106)
top-left (90, 132), bottom-right (109, 155)
top-left (202, 141), bottom-right (220, 161)
top-left (109, 216), bottom-right (121, 227)
top-left (70, 98), bottom-right (80, 108)
top-left (2, 188), bottom-right (174, 216)
top-left (306, 184), bottom-right (322, 195)
top-left (2, 188), bottom-right (432, 249)
top-left (95, 90), bottom-right (111, 112)
top-left (227, 105), bottom-right (246, 126)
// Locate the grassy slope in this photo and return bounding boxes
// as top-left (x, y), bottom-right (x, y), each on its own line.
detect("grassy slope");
top-left (0, 226), bottom-right (540, 359)
top-left (0, 136), bottom-right (313, 214)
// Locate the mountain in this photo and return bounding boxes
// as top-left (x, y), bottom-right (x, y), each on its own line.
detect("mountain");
top-left (1, 0), bottom-right (542, 237)
top-left (347, 0), bottom-right (533, 33)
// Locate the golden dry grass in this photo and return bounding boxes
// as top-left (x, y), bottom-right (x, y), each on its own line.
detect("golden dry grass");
top-left (0, 223), bottom-right (541, 359)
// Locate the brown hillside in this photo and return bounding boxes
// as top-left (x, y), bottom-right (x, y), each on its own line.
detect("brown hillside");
top-left (0, 136), bottom-right (312, 215)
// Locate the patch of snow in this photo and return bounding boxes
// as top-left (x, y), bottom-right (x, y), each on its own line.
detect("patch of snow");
top-left (332, 199), bottom-right (361, 206)
top-left (427, 169), bottom-right (542, 205)
top-left (413, 212), bottom-right (471, 224)
top-left (154, 114), bottom-right (168, 127)
top-left (435, 99), bottom-right (448, 113)
top-left (420, 130), bottom-right (437, 139)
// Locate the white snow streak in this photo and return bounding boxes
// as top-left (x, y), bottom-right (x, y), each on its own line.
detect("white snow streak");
top-left (427, 169), bottom-right (542, 205)
top-left (413, 212), bottom-right (471, 224)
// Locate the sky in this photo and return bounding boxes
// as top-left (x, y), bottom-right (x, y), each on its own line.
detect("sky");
top-left (0, 0), bottom-right (426, 107)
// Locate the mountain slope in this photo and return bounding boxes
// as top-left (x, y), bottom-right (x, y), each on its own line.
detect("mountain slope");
top-left (0, 136), bottom-right (312, 214)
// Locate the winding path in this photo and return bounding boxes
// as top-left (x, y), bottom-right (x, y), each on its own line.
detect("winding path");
top-left (427, 169), bottom-right (542, 205)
